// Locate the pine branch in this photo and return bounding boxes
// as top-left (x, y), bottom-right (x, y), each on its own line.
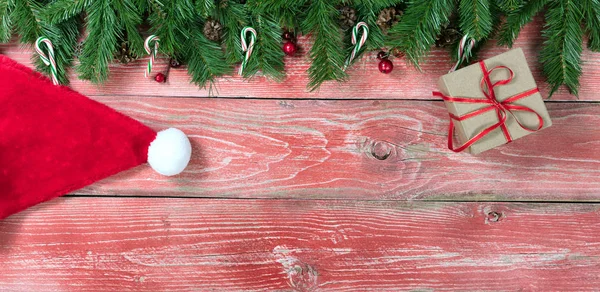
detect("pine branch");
top-left (539, 0), bottom-right (583, 97)
top-left (184, 25), bottom-right (230, 88)
top-left (0, 0), bottom-right (13, 43)
top-left (11, 0), bottom-right (42, 43)
top-left (34, 16), bottom-right (80, 85)
top-left (386, 0), bottom-right (454, 69)
top-left (459, 0), bottom-right (494, 41)
top-left (196, 0), bottom-right (216, 18)
top-left (77, 0), bottom-right (120, 83)
top-left (302, 0), bottom-right (346, 91)
top-left (582, 0), bottom-right (600, 51)
top-left (497, 0), bottom-right (547, 47)
top-left (495, 0), bottom-right (523, 12)
top-left (215, 0), bottom-right (246, 64)
top-left (42, 0), bottom-right (91, 25)
top-left (148, 0), bottom-right (196, 57)
top-left (242, 15), bottom-right (285, 81)
top-left (246, 0), bottom-right (308, 29)
top-left (354, 0), bottom-right (405, 51)
top-left (112, 0), bottom-right (144, 56)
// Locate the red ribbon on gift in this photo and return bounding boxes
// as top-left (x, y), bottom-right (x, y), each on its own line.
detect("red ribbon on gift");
top-left (433, 61), bottom-right (544, 153)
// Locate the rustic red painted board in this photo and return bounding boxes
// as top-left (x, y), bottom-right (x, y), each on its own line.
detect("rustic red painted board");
top-left (1, 197), bottom-right (600, 291)
top-left (70, 96), bottom-right (600, 201)
top-left (2, 18), bottom-right (598, 101)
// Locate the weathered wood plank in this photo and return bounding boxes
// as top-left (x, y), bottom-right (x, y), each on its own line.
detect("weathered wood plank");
top-left (2, 197), bottom-right (600, 291)
top-left (75, 96), bottom-right (600, 201)
top-left (2, 19), bottom-right (598, 100)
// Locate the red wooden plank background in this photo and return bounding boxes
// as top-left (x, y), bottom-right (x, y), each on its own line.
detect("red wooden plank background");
top-left (1, 18), bottom-right (600, 290)
top-left (3, 198), bottom-right (600, 291)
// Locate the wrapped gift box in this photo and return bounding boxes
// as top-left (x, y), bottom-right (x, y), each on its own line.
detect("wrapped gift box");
top-left (435, 48), bottom-right (552, 154)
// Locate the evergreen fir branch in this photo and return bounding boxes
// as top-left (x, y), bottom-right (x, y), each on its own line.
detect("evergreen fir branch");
top-left (196, 0), bottom-right (216, 18)
top-left (582, 0), bottom-right (600, 51)
top-left (215, 0), bottom-right (246, 64)
top-left (302, 0), bottom-right (346, 91)
top-left (148, 0), bottom-right (195, 56)
top-left (386, 0), bottom-right (454, 69)
top-left (497, 0), bottom-right (547, 47)
top-left (539, 0), bottom-right (583, 97)
top-left (184, 26), bottom-right (230, 88)
top-left (34, 16), bottom-right (80, 85)
top-left (42, 0), bottom-right (91, 25)
top-left (246, 0), bottom-right (308, 31)
top-left (353, 0), bottom-right (404, 51)
top-left (11, 0), bottom-right (42, 43)
top-left (112, 0), bottom-right (145, 56)
top-left (0, 0), bottom-right (14, 43)
top-left (77, 0), bottom-right (120, 83)
top-left (242, 15), bottom-right (285, 81)
top-left (459, 0), bottom-right (494, 41)
top-left (495, 0), bottom-right (523, 12)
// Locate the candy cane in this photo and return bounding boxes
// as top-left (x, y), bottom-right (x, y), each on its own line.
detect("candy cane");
top-left (449, 34), bottom-right (476, 73)
top-left (344, 22), bottom-right (369, 70)
top-left (144, 35), bottom-right (160, 78)
top-left (239, 27), bottom-right (257, 75)
top-left (35, 37), bottom-right (59, 85)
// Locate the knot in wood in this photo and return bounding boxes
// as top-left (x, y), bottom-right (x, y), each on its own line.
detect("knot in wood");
top-left (371, 140), bottom-right (392, 160)
top-left (288, 262), bottom-right (318, 291)
top-left (486, 211), bottom-right (503, 223)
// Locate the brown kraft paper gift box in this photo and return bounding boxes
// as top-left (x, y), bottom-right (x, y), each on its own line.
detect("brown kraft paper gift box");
top-left (436, 48), bottom-right (552, 154)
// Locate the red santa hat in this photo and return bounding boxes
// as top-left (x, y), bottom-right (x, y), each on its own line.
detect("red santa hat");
top-left (0, 55), bottom-right (191, 219)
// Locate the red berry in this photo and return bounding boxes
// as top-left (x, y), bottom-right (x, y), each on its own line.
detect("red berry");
top-left (154, 72), bottom-right (166, 83)
top-left (378, 59), bottom-right (393, 74)
top-left (283, 41), bottom-right (297, 56)
top-left (376, 51), bottom-right (387, 60)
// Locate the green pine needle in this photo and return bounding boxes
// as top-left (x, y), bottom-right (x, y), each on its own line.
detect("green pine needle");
top-left (0, 0), bottom-right (13, 43)
top-left (12, 0), bottom-right (42, 44)
top-left (498, 0), bottom-right (547, 47)
top-left (113, 0), bottom-right (144, 56)
top-left (77, 0), bottom-right (120, 83)
top-left (42, 0), bottom-right (91, 25)
top-left (34, 16), bottom-right (79, 85)
top-left (540, 0), bottom-right (584, 97)
top-left (495, 0), bottom-right (523, 12)
top-left (242, 15), bottom-right (285, 81)
top-left (216, 0), bottom-right (246, 64)
top-left (184, 28), bottom-right (231, 88)
top-left (302, 0), bottom-right (346, 91)
top-left (386, 0), bottom-right (454, 69)
top-left (148, 0), bottom-right (196, 57)
top-left (582, 0), bottom-right (600, 51)
top-left (459, 0), bottom-right (494, 41)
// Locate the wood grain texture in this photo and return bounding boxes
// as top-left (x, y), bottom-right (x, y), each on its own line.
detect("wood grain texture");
top-left (2, 197), bottom-right (600, 291)
top-left (74, 96), bottom-right (600, 201)
top-left (1, 18), bottom-right (598, 101)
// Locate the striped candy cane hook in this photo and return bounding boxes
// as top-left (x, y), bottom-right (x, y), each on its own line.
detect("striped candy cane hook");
top-left (35, 37), bottom-right (59, 85)
top-left (449, 34), bottom-right (476, 73)
top-left (239, 27), bottom-right (257, 75)
top-left (144, 35), bottom-right (160, 78)
top-left (344, 22), bottom-right (369, 70)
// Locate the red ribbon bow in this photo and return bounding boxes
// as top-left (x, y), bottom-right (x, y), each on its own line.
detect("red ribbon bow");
top-left (433, 61), bottom-right (544, 153)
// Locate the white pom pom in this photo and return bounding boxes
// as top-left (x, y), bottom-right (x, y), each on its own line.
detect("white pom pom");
top-left (147, 128), bottom-right (192, 176)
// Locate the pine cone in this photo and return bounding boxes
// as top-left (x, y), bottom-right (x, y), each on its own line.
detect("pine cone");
top-left (204, 19), bottom-right (223, 42)
top-left (377, 7), bottom-right (400, 31)
top-left (114, 41), bottom-right (137, 64)
top-left (436, 27), bottom-right (462, 48)
top-left (339, 6), bottom-right (357, 30)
